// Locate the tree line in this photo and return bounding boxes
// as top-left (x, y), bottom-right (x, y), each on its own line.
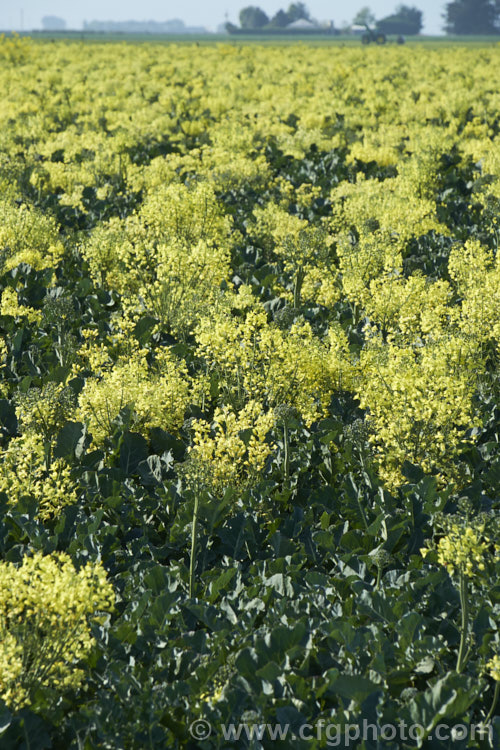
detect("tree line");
top-left (229, 3), bottom-right (312, 32)
top-left (230, 3), bottom-right (424, 34)
top-left (230, 1), bottom-right (500, 35)
top-left (444, 0), bottom-right (500, 34)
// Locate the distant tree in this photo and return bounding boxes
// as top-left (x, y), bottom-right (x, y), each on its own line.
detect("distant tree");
top-left (267, 3), bottom-right (310, 28)
top-left (239, 6), bottom-right (269, 29)
top-left (352, 6), bottom-right (376, 27)
top-left (42, 15), bottom-right (66, 31)
top-left (268, 9), bottom-right (290, 28)
top-left (286, 3), bottom-right (311, 22)
top-left (378, 5), bottom-right (423, 35)
top-left (443, 0), bottom-right (499, 34)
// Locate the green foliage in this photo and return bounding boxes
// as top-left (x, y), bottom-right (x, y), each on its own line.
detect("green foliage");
top-left (239, 6), bottom-right (270, 30)
top-left (268, 9), bottom-right (290, 28)
top-left (238, 2), bottom-right (311, 31)
top-left (378, 5), bottom-right (423, 35)
top-left (285, 3), bottom-right (311, 23)
top-left (444, 0), bottom-right (500, 35)
top-left (353, 6), bottom-right (376, 27)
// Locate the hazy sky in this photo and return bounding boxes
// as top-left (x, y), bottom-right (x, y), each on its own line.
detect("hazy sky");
top-left (2, 1), bottom-right (447, 35)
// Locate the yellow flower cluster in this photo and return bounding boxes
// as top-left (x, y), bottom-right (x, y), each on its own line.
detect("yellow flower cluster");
top-left (0, 287), bottom-right (42, 324)
top-left (0, 434), bottom-right (77, 520)
top-left (188, 400), bottom-right (275, 490)
top-left (15, 382), bottom-right (75, 441)
top-left (487, 655), bottom-right (500, 682)
top-left (362, 273), bottom-right (452, 341)
top-left (195, 290), bottom-right (352, 426)
top-left (436, 524), bottom-right (490, 578)
top-left (81, 181), bottom-right (234, 337)
top-left (77, 348), bottom-right (191, 445)
top-left (421, 522), bottom-right (491, 578)
top-left (448, 240), bottom-right (500, 344)
top-left (0, 199), bottom-right (64, 273)
top-left (0, 551), bottom-right (114, 709)
top-left (0, 32), bottom-right (32, 64)
top-left (357, 335), bottom-right (477, 488)
top-left (252, 203), bottom-right (339, 308)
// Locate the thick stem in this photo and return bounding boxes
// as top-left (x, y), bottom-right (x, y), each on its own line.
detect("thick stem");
top-left (44, 441), bottom-right (52, 472)
top-left (485, 681), bottom-right (500, 725)
top-left (357, 493), bottom-right (369, 532)
top-left (352, 302), bottom-right (360, 327)
top-left (456, 571), bottom-right (469, 674)
top-left (189, 492), bottom-right (200, 599)
top-left (283, 422), bottom-right (289, 483)
top-left (293, 265), bottom-right (305, 309)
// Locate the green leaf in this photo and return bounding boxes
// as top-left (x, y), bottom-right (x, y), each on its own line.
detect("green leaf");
top-left (256, 661), bottom-right (282, 681)
top-left (235, 648), bottom-right (259, 676)
top-left (133, 315), bottom-right (157, 345)
top-left (398, 612), bottom-right (424, 650)
top-left (408, 673), bottom-right (485, 736)
top-left (119, 432), bottom-right (149, 475)
top-left (323, 672), bottom-right (382, 702)
top-left (53, 421), bottom-right (88, 460)
top-left (0, 705), bottom-right (12, 735)
top-left (207, 568), bottom-right (237, 603)
top-left (265, 621), bottom-right (308, 658)
top-left (414, 656), bottom-right (435, 674)
top-left (402, 461), bottom-right (425, 483)
top-left (0, 400), bottom-right (17, 436)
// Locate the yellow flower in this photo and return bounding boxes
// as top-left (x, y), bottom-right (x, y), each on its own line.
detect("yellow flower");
top-left (357, 335), bottom-right (477, 489)
top-left (0, 552), bottom-right (114, 710)
top-left (0, 287), bottom-right (42, 324)
top-left (486, 655), bottom-right (500, 682)
top-left (187, 400), bottom-right (275, 491)
top-left (425, 522), bottom-right (491, 578)
top-left (0, 434), bottom-right (78, 520)
top-left (77, 348), bottom-right (191, 445)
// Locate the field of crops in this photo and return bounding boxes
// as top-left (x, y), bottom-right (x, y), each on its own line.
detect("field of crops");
top-left (0, 34), bottom-right (499, 748)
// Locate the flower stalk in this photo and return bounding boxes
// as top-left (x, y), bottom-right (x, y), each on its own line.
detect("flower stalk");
top-left (189, 491), bottom-right (200, 598)
top-left (456, 570), bottom-right (470, 673)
